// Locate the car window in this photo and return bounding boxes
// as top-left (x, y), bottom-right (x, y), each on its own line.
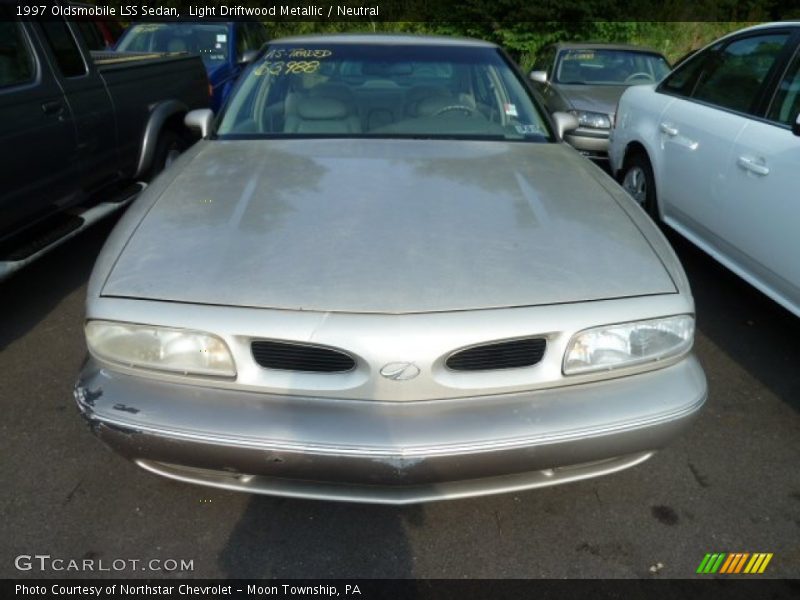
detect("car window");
top-left (691, 33), bottom-right (789, 114)
top-left (75, 21), bottom-right (105, 51)
top-left (767, 47), bottom-right (800, 126)
top-left (236, 24), bottom-right (250, 58)
top-left (243, 23), bottom-right (267, 52)
top-left (218, 43), bottom-right (551, 142)
top-left (39, 20), bottom-right (87, 78)
top-left (0, 20), bottom-right (36, 88)
top-left (118, 23), bottom-right (229, 66)
top-left (554, 49), bottom-right (670, 85)
top-left (660, 48), bottom-right (710, 97)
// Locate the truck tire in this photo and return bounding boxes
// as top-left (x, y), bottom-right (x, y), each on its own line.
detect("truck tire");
top-left (146, 129), bottom-right (188, 180)
top-left (620, 151), bottom-right (659, 222)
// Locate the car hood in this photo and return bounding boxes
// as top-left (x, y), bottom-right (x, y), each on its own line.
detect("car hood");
top-left (102, 139), bottom-right (675, 313)
top-left (555, 84), bottom-right (628, 115)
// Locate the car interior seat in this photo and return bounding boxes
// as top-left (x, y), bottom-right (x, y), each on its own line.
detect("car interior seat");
top-left (404, 85), bottom-right (452, 118)
top-left (283, 96), bottom-right (362, 134)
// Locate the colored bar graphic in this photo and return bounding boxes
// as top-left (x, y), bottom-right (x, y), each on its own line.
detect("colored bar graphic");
top-left (696, 554), bottom-right (713, 574)
top-left (710, 553), bottom-right (725, 573)
top-left (744, 554), bottom-right (762, 573)
top-left (734, 553), bottom-right (749, 573)
top-left (719, 554), bottom-right (736, 573)
top-left (758, 554), bottom-right (773, 574)
top-left (698, 552), bottom-right (773, 575)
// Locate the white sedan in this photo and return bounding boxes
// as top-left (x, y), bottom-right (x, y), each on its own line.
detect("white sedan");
top-left (610, 22), bottom-right (800, 317)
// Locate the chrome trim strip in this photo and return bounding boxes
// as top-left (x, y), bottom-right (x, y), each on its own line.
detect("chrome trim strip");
top-left (88, 394), bottom-right (704, 459)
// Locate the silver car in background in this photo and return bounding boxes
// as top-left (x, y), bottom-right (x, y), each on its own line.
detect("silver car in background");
top-left (75, 35), bottom-right (706, 504)
top-left (529, 43), bottom-right (671, 160)
top-left (610, 22), bottom-right (800, 318)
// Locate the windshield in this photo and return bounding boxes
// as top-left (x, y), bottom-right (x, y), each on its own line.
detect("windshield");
top-left (217, 42), bottom-right (551, 141)
top-left (555, 49), bottom-right (671, 85)
top-left (116, 23), bottom-right (229, 66)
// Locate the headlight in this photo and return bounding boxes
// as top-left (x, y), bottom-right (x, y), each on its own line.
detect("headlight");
top-left (563, 315), bottom-right (694, 375)
top-left (85, 321), bottom-right (236, 377)
top-left (569, 110), bottom-right (612, 129)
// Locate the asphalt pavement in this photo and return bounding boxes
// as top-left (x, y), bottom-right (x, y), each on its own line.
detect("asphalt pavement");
top-left (1, 213), bottom-right (798, 579)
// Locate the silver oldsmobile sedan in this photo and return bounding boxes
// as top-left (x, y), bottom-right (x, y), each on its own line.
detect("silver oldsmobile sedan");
top-left (74, 35), bottom-right (706, 504)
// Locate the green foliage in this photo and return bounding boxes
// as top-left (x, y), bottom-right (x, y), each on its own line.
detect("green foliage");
top-left (92, 1), bottom-right (763, 71)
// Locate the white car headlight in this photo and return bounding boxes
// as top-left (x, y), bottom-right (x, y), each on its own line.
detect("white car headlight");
top-left (85, 321), bottom-right (236, 377)
top-left (569, 110), bottom-right (612, 129)
top-left (563, 315), bottom-right (694, 375)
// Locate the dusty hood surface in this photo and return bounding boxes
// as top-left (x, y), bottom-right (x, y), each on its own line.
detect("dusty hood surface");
top-left (102, 139), bottom-right (675, 313)
top-left (555, 84), bottom-right (629, 115)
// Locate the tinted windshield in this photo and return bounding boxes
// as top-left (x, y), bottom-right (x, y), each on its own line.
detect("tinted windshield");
top-left (555, 49), bottom-right (670, 85)
top-left (117, 23), bottom-right (229, 66)
top-left (217, 42), bottom-right (551, 141)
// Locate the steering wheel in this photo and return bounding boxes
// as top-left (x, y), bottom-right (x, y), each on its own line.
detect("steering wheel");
top-left (432, 104), bottom-right (476, 117)
top-left (624, 72), bottom-right (654, 84)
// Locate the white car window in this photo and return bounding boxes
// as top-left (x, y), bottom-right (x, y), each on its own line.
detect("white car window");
top-left (691, 33), bottom-right (789, 114)
top-left (767, 48), bottom-right (800, 126)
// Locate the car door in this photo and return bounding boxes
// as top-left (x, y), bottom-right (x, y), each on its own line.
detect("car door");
top-left (655, 31), bottom-right (792, 242)
top-left (717, 40), bottom-right (800, 313)
top-left (36, 19), bottom-right (118, 196)
top-left (0, 17), bottom-right (78, 242)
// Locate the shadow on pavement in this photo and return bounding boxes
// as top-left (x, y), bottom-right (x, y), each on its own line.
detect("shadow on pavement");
top-left (667, 230), bottom-right (800, 412)
top-left (218, 496), bottom-right (423, 578)
top-left (0, 216), bottom-right (118, 352)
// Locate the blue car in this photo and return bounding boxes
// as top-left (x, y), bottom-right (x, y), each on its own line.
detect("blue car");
top-left (116, 21), bottom-right (269, 112)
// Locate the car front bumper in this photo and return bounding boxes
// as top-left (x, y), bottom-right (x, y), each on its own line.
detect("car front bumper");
top-left (74, 356), bottom-right (706, 504)
top-left (565, 128), bottom-right (611, 158)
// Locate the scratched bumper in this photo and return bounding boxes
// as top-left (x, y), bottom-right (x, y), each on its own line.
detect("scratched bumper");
top-left (74, 356), bottom-right (706, 504)
top-left (565, 129), bottom-right (610, 157)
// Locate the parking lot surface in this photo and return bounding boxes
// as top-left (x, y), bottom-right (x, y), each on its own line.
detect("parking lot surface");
top-left (1, 214), bottom-right (798, 579)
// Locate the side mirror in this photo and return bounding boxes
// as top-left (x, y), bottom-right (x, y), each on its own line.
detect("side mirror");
top-left (793, 112), bottom-right (800, 137)
top-left (185, 108), bottom-right (214, 138)
top-left (238, 49), bottom-right (259, 65)
top-left (552, 111), bottom-right (580, 140)
top-left (529, 70), bottom-right (548, 84)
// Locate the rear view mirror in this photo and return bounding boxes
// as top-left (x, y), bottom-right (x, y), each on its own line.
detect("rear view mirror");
top-left (529, 70), bottom-right (548, 84)
top-left (552, 111), bottom-right (579, 139)
top-left (238, 49), bottom-right (259, 65)
top-left (185, 109), bottom-right (214, 138)
top-left (793, 112), bottom-right (800, 137)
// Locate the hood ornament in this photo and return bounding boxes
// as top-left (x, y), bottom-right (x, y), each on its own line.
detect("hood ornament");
top-left (380, 362), bottom-right (421, 381)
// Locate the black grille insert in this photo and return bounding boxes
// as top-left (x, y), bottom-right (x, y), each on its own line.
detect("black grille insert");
top-left (252, 340), bottom-right (356, 373)
top-left (446, 338), bottom-right (547, 371)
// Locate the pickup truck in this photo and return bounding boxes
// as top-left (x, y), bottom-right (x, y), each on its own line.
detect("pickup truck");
top-left (0, 13), bottom-right (210, 279)
top-left (116, 20), bottom-right (269, 112)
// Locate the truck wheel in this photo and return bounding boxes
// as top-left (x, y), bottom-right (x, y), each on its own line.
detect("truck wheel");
top-left (620, 152), bottom-right (659, 222)
top-left (147, 129), bottom-right (188, 180)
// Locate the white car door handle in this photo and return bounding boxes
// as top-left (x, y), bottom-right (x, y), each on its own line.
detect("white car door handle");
top-left (659, 123), bottom-right (679, 136)
top-left (737, 156), bottom-right (770, 176)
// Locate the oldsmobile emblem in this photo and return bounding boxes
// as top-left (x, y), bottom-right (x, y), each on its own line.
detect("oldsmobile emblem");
top-left (379, 362), bottom-right (421, 381)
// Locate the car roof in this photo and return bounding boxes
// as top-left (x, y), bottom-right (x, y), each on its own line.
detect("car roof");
top-left (552, 42), bottom-right (664, 55)
top-left (271, 33), bottom-right (497, 48)
top-left (728, 20), bottom-right (800, 34)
